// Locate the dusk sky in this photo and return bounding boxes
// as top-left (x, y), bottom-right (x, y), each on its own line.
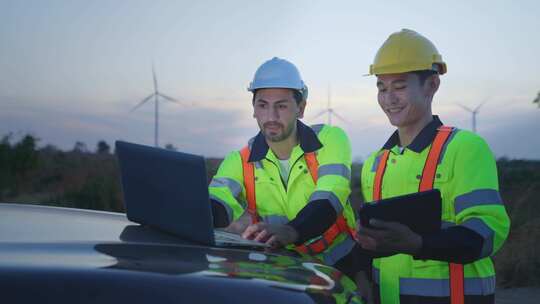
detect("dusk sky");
top-left (1, 0), bottom-right (539, 160)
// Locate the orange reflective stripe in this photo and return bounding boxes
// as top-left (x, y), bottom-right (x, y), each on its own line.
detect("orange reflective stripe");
top-left (295, 215), bottom-right (352, 254)
top-left (296, 221), bottom-right (339, 254)
top-left (373, 150), bottom-right (390, 200)
top-left (240, 146), bottom-right (259, 224)
top-left (304, 152), bottom-right (319, 181)
top-left (298, 152), bottom-right (353, 254)
top-left (372, 125), bottom-right (463, 303)
top-left (418, 126), bottom-right (463, 304)
top-left (241, 145), bottom-right (353, 255)
top-left (419, 126), bottom-right (453, 192)
top-left (336, 214), bottom-right (357, 240)
top-left (450, 263), bottom-right (464, 304)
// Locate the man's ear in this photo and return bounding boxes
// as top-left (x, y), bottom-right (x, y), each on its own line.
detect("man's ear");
top-left (297, 100), bottom-right (307, 119)
top-left (425, 74), bottom-right (440, 97)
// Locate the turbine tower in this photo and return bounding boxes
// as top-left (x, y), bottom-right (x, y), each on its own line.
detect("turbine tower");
top-left (312, 84), bottom-right (347, 125)
top-left (131, 65), bottom-right (180, 147)
top-left (457, 101), bottom-right (486, 133)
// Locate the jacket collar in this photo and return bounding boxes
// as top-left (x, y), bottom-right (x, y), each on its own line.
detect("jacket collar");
top-left (248, 120), bottom-right (323, 162)
top-left (382, 115), bottom-right (443, 153)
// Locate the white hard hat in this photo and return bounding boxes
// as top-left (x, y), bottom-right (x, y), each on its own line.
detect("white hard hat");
top-left (248, 57), bottom-right (308, 101)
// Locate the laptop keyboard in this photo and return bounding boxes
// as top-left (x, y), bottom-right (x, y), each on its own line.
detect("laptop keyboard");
top-left (214, 229), bottom-right (269, 248)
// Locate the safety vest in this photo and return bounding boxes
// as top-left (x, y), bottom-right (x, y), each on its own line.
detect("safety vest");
top-left (362, 117), bottom-right (509, 304)
top-left (373, 126), bottom-right (464, 304)
top-left (240, 146), bottom-right (355, 255)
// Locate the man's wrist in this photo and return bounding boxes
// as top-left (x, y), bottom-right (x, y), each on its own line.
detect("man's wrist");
top-left (285, 224), bottom-right (299, 244)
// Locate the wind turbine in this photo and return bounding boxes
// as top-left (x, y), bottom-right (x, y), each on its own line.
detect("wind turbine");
top-left (456, 101), bottom-right (486, 133)
top-left (131, 65), bottom-right (180, 147)
top-left (312, 84), bottom-right (348, 125)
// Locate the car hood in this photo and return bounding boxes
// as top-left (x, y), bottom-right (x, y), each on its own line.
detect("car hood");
top-left (0, 204), bottom-right (361, 303)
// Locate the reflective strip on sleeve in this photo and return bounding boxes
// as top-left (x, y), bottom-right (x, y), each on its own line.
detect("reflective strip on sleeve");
top-left (209, 194), bottom-right (234, 224)
top-left (399, 276), bottom-right (495, 297)
top-left (309, 190), bottom-right (343, 214)
top-left (455, 189), bottom-right (503, 214)
top-left (209, 177), bottom-right (242, 198)
top-left (462, 218), bottom-right (495, 258)
top-left (261, 215), bottom-right (289, 225)
top-left (318, 163), bottom-right (351, 180)
top-left (321, 234), bottom-right (355, 265)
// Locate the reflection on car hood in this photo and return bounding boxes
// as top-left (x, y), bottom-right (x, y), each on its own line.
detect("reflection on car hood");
top-left (0, 204), bottom-right (362, 303)
top-left (0, 203), bottom-right (270, 247)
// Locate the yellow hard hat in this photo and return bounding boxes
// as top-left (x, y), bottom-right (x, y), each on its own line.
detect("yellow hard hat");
top-left (369, 29), bottom-right (447, 75)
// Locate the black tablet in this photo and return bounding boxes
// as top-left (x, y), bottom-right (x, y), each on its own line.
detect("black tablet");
top-left (359, 189), bottom-right (442, 235)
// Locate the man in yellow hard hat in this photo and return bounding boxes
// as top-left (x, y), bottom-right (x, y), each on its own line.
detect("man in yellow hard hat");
top-left (209, 57), bottom-right (365, 282)
top-left (356, 29), bottom-right (510, 304)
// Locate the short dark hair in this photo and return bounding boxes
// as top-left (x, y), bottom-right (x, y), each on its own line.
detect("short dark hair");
top-left (252, 89), bottom-right (304, 105)
top-left (411, 70), bottom-right (437, 85)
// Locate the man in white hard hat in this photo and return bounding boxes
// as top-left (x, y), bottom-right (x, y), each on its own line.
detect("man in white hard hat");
top-left (209, 57), bottom-right (365, 280)
top-left (356, 29), bottom-right (510, 304)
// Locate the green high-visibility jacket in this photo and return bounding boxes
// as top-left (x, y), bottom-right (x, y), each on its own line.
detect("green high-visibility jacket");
top-left (209, 121), bottom-right (357, 265)
top-left (361, 117), bottom-right (510, 303)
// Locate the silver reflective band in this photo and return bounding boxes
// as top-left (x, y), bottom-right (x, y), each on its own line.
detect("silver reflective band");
top-left (209, 194), bottom-right (234, 224)
top-left (371, 153), bottom-right (384, 172)
top-left (372, 268), bottom-right (495, 296)
top-left (438, 128), bottom-right (459, 164)
top-left (261, 215), bottom-right (289, 225)
top-left (309, 191), bottom-right (343, 214)
top-left (462, 218), bottom-right (494, 258)
top-left (318, 164), bottom-right (351, 180)
top-left (455, 189), bottom-right (503, 214)
top-left (322, 234), bottom-right (355, 265)
top-left (400, 276), bottom-right (495, 296)
top-left (210, 177), bottom-right (242, 198)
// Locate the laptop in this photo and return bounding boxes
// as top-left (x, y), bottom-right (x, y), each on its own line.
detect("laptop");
top-left (115, 140), bottom-right (267, 248)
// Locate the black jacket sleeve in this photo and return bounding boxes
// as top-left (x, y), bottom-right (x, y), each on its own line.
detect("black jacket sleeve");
top-left (286, 199), bottom-right (337, 245)
top-left (210, 199), bottom-right (230, 228)
top-left (414, 226), bottom-right (484, 263)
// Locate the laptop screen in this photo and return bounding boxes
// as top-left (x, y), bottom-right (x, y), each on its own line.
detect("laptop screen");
top-left (115, 141), bottom-right (215, 245)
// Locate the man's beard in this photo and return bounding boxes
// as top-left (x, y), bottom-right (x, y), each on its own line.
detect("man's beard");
top-left (263, 121), bottom-right (295, 142)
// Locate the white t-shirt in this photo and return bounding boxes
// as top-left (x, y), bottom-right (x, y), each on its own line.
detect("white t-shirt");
top-left (278, 158), bottom-right (291, 184)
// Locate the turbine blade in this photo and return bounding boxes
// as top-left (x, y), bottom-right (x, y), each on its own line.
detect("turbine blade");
top-left (311, 110), bottom-right (328, 120)
top-left (158, 93), bottom-right (180, 103)
top-left (130, 93), bottom-right (155, 112)
top-left (456, 103), bottom-right (473, 112)
top-left (332, 111), bottom-right (349, 124)
top-left (475, 99), bottom-right (488, 112)
top-left (152, 64), bottom-right (158, 93)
